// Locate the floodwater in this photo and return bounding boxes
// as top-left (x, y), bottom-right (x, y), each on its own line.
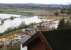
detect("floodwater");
top-left (0, 14), bottom-right (42, 33)
top-left (0, 14), bottom-right (60, 33)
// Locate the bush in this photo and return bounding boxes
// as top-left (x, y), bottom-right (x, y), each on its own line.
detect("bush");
top-left (57, 18), bottom-right (71, 29)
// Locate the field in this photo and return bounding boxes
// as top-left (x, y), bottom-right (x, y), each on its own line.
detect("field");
top-left (0, 8), bottom-right (50, 16)
top-left (0, 8), bottom-right (33, 15)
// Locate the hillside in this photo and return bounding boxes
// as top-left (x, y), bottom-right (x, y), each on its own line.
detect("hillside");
top-left (0, 3), bottom-right (70, 10)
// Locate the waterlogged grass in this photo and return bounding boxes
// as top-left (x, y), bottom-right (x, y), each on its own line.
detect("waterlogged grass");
top-left (8, 47), bottom-right (20, 50)
top-left (0, 23), bottom-right (34, 36)
top-left (0, 26), bottom-right (25, 36)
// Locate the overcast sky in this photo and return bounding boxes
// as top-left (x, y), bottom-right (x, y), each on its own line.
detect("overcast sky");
top-left (0, 0), bottom-right (71, 4)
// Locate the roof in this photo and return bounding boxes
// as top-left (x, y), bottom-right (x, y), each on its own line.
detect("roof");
top-left (0, 27), bottom-right (37, 45)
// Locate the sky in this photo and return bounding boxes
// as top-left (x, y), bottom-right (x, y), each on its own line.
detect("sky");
top-left (0, 0), bottom-right (71, 4)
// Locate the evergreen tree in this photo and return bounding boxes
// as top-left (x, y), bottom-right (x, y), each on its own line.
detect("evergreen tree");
top-left (57, 18), bottom-right (65, 29)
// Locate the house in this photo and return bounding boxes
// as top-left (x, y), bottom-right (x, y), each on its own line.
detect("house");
top-left (21, 31), bottom-right (52, 50)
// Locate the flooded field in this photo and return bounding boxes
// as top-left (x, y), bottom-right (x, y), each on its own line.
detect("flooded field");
top-left (0, 14), bottom-right (42, 33)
